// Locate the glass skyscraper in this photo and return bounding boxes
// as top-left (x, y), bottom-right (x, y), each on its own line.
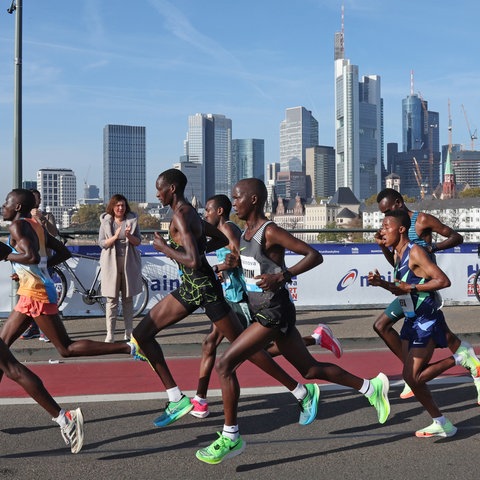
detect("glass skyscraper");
top-left (232, 139), bottom-right (264, 184)
top-left (103, 124), bottom-right (146, 203)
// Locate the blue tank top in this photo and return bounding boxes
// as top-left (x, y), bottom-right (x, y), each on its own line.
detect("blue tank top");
top-left (408, 211), bottom-right (429, 248)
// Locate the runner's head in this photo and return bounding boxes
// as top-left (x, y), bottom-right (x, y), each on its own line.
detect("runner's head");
top-left (376, 188), bottom-right (406, 214)
top-left (156, 169), bottom-right (188, 206)
top-left (2, 189), bottom-right (35, 221)
top-left (205, 195), bottom-right (232, 226)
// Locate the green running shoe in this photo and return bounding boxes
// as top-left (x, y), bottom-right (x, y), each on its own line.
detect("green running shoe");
top-left (415, 419), bottom-right (457, 438)
top-left (459, 348), bottom-right (480, 378)
top-left (367, 373), bottom-right (390, 424)
top-left (154, 395), bottom-right (193, 427)
top-left (298, 383), bottom-right (320, 425)
top-left (196, 432), bottom-right (245, 464)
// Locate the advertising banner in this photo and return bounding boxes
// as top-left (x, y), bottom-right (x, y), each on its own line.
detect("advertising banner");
top-left (0, 243), bottom-right (478, 317)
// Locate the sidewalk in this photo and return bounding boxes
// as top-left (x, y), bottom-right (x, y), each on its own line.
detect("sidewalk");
top-left (5, 304), bottom-right (480, 363)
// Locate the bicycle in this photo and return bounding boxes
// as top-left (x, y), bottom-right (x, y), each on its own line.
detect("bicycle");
top-left (51, 237), bottom-right (149, 318)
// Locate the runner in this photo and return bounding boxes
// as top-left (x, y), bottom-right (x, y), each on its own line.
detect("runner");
top-left (133, 169), bottom-right (319, 429)
top-left (0, 189), bottom-right (146, 383)
top-left (369, 210), bottom-right (480, 437)
top-left (196, 178), bottom-right (390, 465)
top-left (373, 188), bottom-right (480, 403)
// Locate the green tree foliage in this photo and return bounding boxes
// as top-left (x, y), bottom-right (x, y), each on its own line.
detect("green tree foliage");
top-left (459, 187), bottom-right (480, 198)
top-left (317, 222), bottom-right (345, 242)
top-left (70, 204), bottom-right (104, 230)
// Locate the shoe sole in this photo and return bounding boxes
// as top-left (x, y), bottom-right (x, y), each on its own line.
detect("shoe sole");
top-left (299, 384), bottom-right (320, 426)
top-left (189, 409), bottom-right (210, 419)
top-left (376, 373), bottom-right (390, 424)
top-left (415, 426), bottom-right (457, 438)
top-left (196, 440), bottom-right (246, 464)
top-left (317, 325), bottom-right (343, 358)
top-left (154, 403), bottom-right (194, 427)
top-left (400, 390), bottom-right (415, 399)
top-left (71, 408), bottom-right (84, 454)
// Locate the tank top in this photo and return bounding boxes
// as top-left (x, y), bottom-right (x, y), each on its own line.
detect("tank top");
top-left (8, 218), bottom-right (57, 303)
top-left (216, 221), bottom-right (246, 303)
top-left (408, 211), bottom-right (429, 248)
top-left (240, 221), bottom-right (286, 311)
top-left (394, 242), bottom-right (435, 319)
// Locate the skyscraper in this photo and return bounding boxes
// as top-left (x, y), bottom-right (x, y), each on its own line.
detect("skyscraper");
top-left (305, 145), bottom-right (336, 199)
top-left (36, 168), bottom-right (76, 226)
top-left (103, 124), bottom-right (146, 202)
top-left (279, 106), bottom-right (318, 173)
top-left (184, 113), bottom-right (232, 203)
top-left (232, 139), bottom-right (264, 183)
top-left (334, 9), bottom-right (382, 200)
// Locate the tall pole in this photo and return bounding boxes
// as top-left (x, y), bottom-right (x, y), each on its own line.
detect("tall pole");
top-left (8, 0), bottom-right (22, 189)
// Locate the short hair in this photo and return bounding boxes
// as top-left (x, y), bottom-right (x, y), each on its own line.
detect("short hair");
top-left (385, 209), bottom-right (411, 230)
top-left (11, 188), bottom-right (36, 213)
top-left (237, 178), bottom-right (268, 207)
top-left (158, 168), bottom-right (187, 193)
top-left (376, 188), bottom-right (403, 204)
top-left (207, 194), bottom-right (232, 218)
top-left (106, 194), bottom-right (131, 216)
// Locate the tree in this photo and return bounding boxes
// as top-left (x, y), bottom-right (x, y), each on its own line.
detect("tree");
top-left (317, 222), bottom-right (345, 243)
top-left (70, 204), bottom-right (104, 230)
top-left (459, 187), bottom-right (480, 198)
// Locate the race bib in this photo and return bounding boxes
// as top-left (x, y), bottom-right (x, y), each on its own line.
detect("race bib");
top-left (240, 255), bottom-right (262, 292)
top-left (398, 294), bottom-right (415, 318)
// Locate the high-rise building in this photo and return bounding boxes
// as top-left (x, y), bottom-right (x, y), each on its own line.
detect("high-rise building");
top-left (184, 113), bottom-right (232, 203)
top-left (103, 124), bottom-right (146, 203)
top-left (173, 161), bottom-right (203, 205)
top-left (334, 11), bottom-right (382, 200)
top-left (232, 139), bottom-right (264, 183)
top-left (266, 163), bottom-right (280, 183)
top-left (279, 106), bottom-right (318, 173)
top-left (36, 168), bottom-right (76, 225)
top-left (305, 146), bottom-right (336, 199)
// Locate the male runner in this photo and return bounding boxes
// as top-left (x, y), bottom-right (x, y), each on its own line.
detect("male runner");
top-left (133, 169), bottom-right (320, 428)
top-left (369, 210), bottom-right (480, 437)
top-left (196, 178), bottom-right (390, 465)
top-left (0, 189), bottom-right (145, 380)
top-left (190, 194), bottom-right (342, 418)
top-left (373, 188), bottom-right (480, 402)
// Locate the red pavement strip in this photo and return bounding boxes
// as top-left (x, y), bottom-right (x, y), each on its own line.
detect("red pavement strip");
top-left (1, 350), bottom-right (467, 399)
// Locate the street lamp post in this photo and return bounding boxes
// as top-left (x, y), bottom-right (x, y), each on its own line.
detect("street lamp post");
top-left (8, 0), bottom-right (22, 189)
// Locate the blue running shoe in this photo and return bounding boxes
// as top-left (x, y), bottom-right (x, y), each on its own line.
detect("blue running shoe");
top-left (298, 383), bottom-right (320, 425)
top-left (154, 395), bottom-right (193, 427)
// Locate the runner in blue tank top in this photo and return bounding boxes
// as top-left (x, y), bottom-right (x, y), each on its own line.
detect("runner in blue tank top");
top-left (369, 210), bottom-right (480, 438)
top-left (373, 187), bottom-right (480, 403)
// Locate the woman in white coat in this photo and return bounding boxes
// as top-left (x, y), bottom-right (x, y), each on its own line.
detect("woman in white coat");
top-left (98, 194), bottom-right (143, 342)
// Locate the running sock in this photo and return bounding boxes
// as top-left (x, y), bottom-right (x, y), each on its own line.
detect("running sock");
top-left (291, 383), bottom-right (307, 400)
top-left (359, 379), bottom-right (373, 396)
top-left (193, 395), bottom-right (208, 405)
top-left (53, 409), bottom-right (67, 427)
top-left (222, 425), bottom-right (239, 441)
top-left (432, 415), bottom-right (446, 426)
top-left (166, 386), bottom-right (183, 403)
top-left (311, 332), bottom-right (321, 345)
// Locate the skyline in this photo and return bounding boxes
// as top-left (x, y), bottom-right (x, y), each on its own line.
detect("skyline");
top-left (1, 0), bottom-right (480, 202)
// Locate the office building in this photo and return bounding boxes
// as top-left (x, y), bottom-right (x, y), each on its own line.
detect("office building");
top-left (36, 168), bottom-right (76, 226)
top-left (279, 106), bottom-right (318, 173)
top-left (184, 113), bottom-right (232, 203)
top-left (334, 14), bottom-right (382, 200)
top-left (103, 124), bottom-right (146, 202)
top-left (232, 139), bottom-right (264, 183)
top-left (305, 145), bottom-right (335, 199)
top-left (173, 161), bottom-right (203, 205)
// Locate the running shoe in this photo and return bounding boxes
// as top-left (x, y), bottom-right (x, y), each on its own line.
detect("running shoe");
top-left (298, 383), bottom-right (320, 425)
top-left (196, 432), bottom-right (245, 464)
top-left (20, 323), bottom-right (40, 340)
top-left (128, 336), bottom-right (147, 362)
top-left (60, 408), bottom-right (84, 454)
top-left (312, 324), bottom-right (343, 358)
top-left (415, 419), bottom-right (457, 438)
top-left (459, 350), bottom-right (480, 378)
top-left (154, 395), bottom-right (193, 427)
top-left (400, 382), bottom-right (414, 399)
top-left (367, 373), bottom-right (390, 424)
top-left (190, 398), bottom-right (210, 418)
top-left (39, 332), bottom-right (50, 343)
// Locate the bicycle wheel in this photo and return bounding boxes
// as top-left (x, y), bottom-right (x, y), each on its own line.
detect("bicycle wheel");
top-left (474, 269), bottom-right (480, 303)
top-left (51, 266), bottom-right (67, 307)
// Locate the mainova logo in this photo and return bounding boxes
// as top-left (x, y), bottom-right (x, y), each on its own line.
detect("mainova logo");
top-left (337, 269), bottom-right (358, 291)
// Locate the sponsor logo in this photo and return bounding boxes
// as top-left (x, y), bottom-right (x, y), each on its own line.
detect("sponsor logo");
top-left (337, 269), bottom-right (358, 291)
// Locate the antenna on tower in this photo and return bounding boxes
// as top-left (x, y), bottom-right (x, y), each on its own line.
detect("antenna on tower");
top-left (410, 70), bottom-right (414, 96)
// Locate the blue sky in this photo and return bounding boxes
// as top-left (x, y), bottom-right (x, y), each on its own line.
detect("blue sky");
top-left (1, 0), bottom-right (479, 202)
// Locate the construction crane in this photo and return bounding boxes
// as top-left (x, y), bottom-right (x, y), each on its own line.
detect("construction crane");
top-left (448, 98), bottom-right (452, 153)
top-left (412, 157), bottom-right (427, 199)
top-left (461, 104), bottom-right (477, 150)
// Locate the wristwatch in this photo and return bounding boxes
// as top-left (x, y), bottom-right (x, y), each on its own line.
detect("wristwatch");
top-left (410, 284), bottom-right (418, 294)
top-left (282, 269), bottom-right (293, 283)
